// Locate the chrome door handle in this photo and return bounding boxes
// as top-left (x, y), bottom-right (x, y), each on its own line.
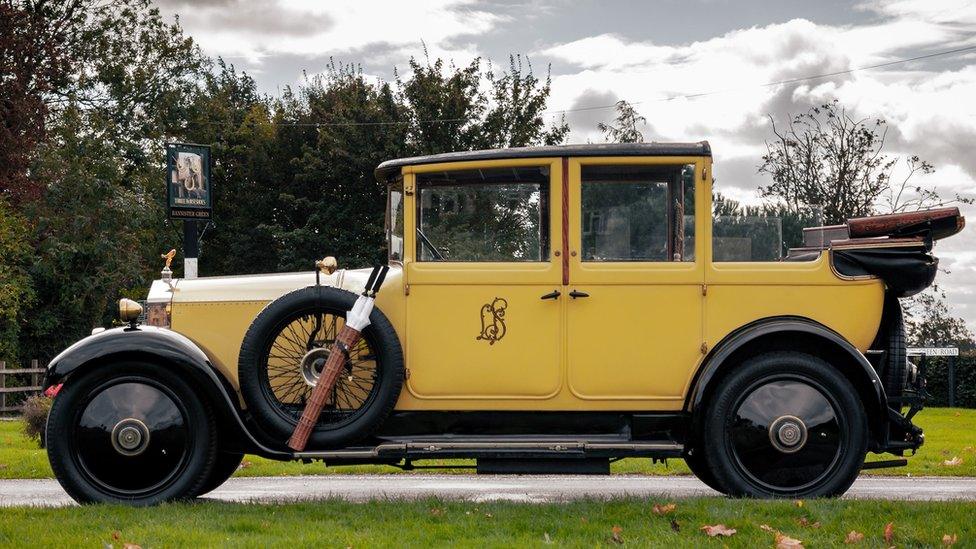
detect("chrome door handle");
top-left (569, 290), bottom-right (589, 299)
top-left (540, 290), bottom-right (561, 300)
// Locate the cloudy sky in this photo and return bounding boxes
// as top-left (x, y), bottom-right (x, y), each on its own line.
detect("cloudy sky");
top-left (157, 0), bottom-right (976, 333)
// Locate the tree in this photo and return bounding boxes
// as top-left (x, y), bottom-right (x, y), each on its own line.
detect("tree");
top-left (398, 54), bottom-right (567, 155)
top-left (598, 100), bottom-right (646, 143)
top-left (12, 0), bottom-right (211, 359)
top-left (905, 285), bottom-right (976, 352)
top-left (758, 100), bottom-right (969, 224)
top-left (0, 0), bottom-right (82, 205)
top-left (0, 198), bottom-right (34, 362)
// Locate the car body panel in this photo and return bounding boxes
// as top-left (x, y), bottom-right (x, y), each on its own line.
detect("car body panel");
top-left (154, 153), bottom-right (886, 414)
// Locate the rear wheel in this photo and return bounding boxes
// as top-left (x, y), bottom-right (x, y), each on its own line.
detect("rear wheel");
top-left (684, 447), bottom-right (725, 494)
top-left (881, 298), bottom-right (908, 398)
top-left (46, 361), bottom-right (217, 505)
top-left (701, 352), bottom-right (867, 498)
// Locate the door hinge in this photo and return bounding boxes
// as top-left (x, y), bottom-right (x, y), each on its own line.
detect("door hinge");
top-left (404, 283), bottom-right (410, 296)
top-left (700, 342), bottom-right (708, 355)
top-left (701, 284), bottom-right (707, 296)
top-left (702, 168), bottom-right (707, 181)
top-left (404, 368), bottom-right (411, 380)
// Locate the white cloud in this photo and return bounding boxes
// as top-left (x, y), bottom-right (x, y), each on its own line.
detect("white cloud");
top-left (539, 7), bottom-right (976, 330)
top-left (169, 0), bottom-right (501, 65)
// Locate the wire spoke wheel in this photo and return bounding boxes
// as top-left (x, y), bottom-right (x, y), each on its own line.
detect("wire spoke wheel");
top-left (259, 308), bottom-right (381, 430)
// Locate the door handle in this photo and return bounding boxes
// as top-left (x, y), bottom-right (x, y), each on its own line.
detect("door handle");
top-left (540, 290), bottom-right (561, 300)
top-left (569, 290), bottom-right (589, 299)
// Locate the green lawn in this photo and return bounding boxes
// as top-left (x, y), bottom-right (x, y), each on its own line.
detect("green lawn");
top-left (0, 497), bottom-right (972, 547)
top-left (1, 407), bottom-right (973, 480)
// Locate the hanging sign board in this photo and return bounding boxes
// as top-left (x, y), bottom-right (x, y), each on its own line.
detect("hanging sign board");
top-left (166, 143), bottom-right (212, 220)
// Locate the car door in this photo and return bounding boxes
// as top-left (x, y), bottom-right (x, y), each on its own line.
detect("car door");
top-left (403, 159), bottom-right (564, 400)
top-left (565, 158), bottom-right (706, 403)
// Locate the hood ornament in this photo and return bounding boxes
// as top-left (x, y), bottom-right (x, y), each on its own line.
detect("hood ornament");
top-left (161, 249), bottom-right (177, 289)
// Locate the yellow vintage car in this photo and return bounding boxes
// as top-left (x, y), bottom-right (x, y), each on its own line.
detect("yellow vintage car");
top-left (43, 143), bottom-right (965, 505)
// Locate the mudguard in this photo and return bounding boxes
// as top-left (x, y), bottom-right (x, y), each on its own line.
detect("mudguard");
top-left (686, 317), bottom-right (888, 435)
top-left (45, 326), bottom-right (289, 458)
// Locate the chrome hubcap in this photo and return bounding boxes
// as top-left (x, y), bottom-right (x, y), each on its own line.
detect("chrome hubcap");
top-left (300, 347), bottom-right (331, 387)
top-left (111, 418), bottom-right (150, 456)
top-left (768, 415), bottom-right (807, 453)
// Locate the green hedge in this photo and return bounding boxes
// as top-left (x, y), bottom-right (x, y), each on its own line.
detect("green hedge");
top-left (917, 356), bottom-right (976, 408)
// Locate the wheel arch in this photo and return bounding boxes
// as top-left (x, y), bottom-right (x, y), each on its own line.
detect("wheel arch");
top-left (45, 326), bottom-right (289, 458)
top-left (686, 316), bottom-right (888, 445)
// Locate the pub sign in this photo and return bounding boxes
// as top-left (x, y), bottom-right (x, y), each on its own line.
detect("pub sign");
top-left (166, 142), bottom-right (212, 220)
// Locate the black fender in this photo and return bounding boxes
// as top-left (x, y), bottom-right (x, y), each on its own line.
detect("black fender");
top-left (46, 326), bottom-right (290, 459)
top-left (685, 317), bottom-right (888, 441)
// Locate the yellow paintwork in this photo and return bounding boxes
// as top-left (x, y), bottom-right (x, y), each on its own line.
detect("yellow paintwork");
top-left (163, 154), bottom-right (885, 413)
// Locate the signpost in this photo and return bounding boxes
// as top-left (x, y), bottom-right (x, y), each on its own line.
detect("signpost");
top-left (165, 143), bottom-right (212, 279)
top-left (907, 347), bottom-right (960, 407)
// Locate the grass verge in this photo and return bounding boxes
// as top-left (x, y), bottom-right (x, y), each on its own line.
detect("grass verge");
top-left (0, 497), bottom-right (972, 547)
top-left (1, 407), bottom-right (973, 479)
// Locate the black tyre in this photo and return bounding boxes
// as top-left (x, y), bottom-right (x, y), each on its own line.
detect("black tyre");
top-left (46, 361), bottom-right (217, 505)
top-left (881, 298), bottom-right (908, 398)
top-left (195, 450), bottom-right (244, 497)
top-left (701, 352), bottom-right (867, 498)
top-left (238, 286), bottom-right (404, 450)
top-left (684, 447), bottom-right (725, 494)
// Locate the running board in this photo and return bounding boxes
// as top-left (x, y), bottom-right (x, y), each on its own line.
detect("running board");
top-left (293, 440), bottom-right (684, 462)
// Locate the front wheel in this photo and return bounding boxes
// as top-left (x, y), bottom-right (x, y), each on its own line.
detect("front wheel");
top-left (701, 352), bottom-right (867, 498)
top-left (46, 361), bottom-right (217, 505)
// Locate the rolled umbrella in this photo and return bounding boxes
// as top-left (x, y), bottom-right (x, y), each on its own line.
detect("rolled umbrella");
top-left (287, 265), bottom-right (389, 452)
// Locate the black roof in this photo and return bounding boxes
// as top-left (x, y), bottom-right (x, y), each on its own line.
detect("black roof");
top-left (374, 141), bottom-right (711, 182)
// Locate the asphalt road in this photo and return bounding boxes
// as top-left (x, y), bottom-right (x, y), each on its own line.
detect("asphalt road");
top-left (1, 475), bottom-right (974, 507)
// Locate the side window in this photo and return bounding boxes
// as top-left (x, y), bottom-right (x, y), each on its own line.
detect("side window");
top-left (416, 166), bottom-right (550, 262)
top-left (712, 197), bottom-right (823, 261)
top-left (581, 164), bottom-right (695, 262)
top-left (387, 178), bottom-right (404, 261)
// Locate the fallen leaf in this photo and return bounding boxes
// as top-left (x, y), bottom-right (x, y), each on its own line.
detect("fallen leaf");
top-left (760, 524), bottom-right (776, 533)
top-left (775, 532), bottom-right (804, 548)
top-left (955, 411), bottom-right (961, 417)
top-left (0, 464), bottom-right (8, 470)
top-left (429, 508), bottom-right (445, 516)
top-left (701, 524), bottom-right (737, 537)
top-left (543, 532), bottom-right (553, 545)
top-left (794, 500), bottom-right (804, 508)
top-left (844, 530), bottom-right (865, 544)
top-left (943, 534), bottom-right (958, 546)
top-left (611, 525), bottom-right (624, 544)
top-left (884, 522), bottom-right (895, 544)
top-left (797, 517), bottom-right (821, 529)
top-left (239, 460), bottom-right (252, 469)
top-left (652, 503), bottom-right (677, 516)
top-left (670, 519), bottom-right (680, 532)
top-left (111, 532), bottom-right (121, 541)
top-left (580, 517), bottom-right (588, 523)
top-left (123, 544), bottom-right (141, 549)
top-left (943, 457), bottom-right (963, 466)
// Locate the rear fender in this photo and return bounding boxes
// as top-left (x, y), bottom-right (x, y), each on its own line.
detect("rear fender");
top-left (46, 326), bottom-right (289, 458)
top-left (686, 317), bottom-right (888, 447)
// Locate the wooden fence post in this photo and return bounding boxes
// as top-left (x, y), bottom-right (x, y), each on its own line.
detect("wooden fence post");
top-left (31, 359), bottom-right (40, 392)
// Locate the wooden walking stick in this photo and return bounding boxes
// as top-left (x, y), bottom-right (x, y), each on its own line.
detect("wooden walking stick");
top-left (287, 265), bottom-right (389, 452)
